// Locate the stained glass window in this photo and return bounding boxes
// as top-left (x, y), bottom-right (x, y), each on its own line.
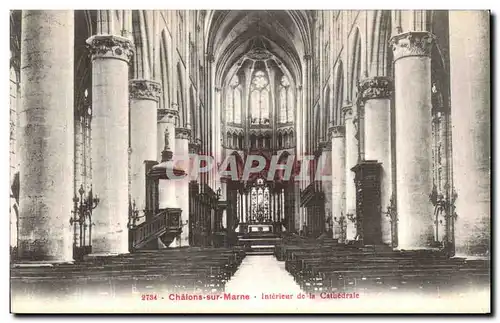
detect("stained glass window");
top-left (250, 70), bottom-right (270, 125)
top-left (250, 179), bottom-right (270, 223)
top-left (225, 75), bottom-right (241, 123)
top-left (279, 76), bottom-right (294, 123)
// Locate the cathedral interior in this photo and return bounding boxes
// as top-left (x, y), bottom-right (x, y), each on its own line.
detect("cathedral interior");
top-left (9, 10), bottom-right (490, 313)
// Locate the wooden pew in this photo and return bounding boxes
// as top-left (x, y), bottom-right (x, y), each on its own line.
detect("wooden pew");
top-left (11, 247), bottom-right (246, 299)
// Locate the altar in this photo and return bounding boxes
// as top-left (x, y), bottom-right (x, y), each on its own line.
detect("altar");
top-left (248, 224), bottom-right (273, 233)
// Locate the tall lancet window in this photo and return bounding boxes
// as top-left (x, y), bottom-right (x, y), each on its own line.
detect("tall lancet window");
top-left (250, 70), bottom-right (270, 125)
top-left (225, 75), bottom-right (241, 123)
top-left (279, 75), bottom-right (294, 123)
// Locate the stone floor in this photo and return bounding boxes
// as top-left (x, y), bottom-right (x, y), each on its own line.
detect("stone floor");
top-left (225, 255), bottom-right (302, 295)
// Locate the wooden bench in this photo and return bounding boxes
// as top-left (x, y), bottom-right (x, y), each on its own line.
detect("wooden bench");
top-left (11, 247), bottom-right (246, 299)
top-left (275, 239), bottom-right (490, 296)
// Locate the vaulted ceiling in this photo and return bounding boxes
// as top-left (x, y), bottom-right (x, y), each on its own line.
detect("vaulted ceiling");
top-left (205, 10), bottom-right (313, 88)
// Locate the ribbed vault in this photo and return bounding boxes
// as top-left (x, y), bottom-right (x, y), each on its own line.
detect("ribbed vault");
top-left (205, 10), bottom-right (312, 87)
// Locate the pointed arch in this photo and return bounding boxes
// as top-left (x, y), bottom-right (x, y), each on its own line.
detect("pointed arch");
top-left (289, 129), bottom-right (295, 147)
top-left (370, 10), bottom-right (392, 77)
top-left (277, 130), bottom-right (283, 148)
top-left (250, 133), bottom-right (257, 149)
top-left (176, 62), bottom-right (185, 127)
top-left (189, 86), bottom-right (198, 140)
top-left (349, 27), bottom-right (362, 102)
top-left (249, 69), bottom-right (271, 125)
top-left (275, 150), bottom-right (295, 181)
top-left (324, 85), bottom-right (332, 139)
top-left (159, 29), bottom-right (171, 110)
top-left (334, 60), bottom-right (344, 125)
top-left (238, 133), bottom-right (243, 149)
top-left (226, 150), bottom-right (245, 180)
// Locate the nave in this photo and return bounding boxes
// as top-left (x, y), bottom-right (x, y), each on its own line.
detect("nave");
top-left (9, 10), bottom-right (490, 313)
top-left (11, 235), bottom-right (491, 313)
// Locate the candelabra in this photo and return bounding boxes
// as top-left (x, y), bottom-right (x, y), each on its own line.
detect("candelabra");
top-left (179, 219), bottom-right (189, 247)
top-left (384, 194), bottom-right (398, 248)
top-left (429, 184), bottom-right (458, 253)
top-left (333, 213), bottom-right (347, 243)
top-left (325, 214), bottom-right (333, 233)
top-left (70, 184), bottom-right (99, 248)
top-left (345, 212), bottom-right (359, 241)
top-left (128, 199), bottom-right (145, 229)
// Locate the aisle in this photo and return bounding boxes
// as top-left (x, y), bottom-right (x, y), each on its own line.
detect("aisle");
top-left (223, 255), bottom-right (312, 312)
top-left (224, 255), bottom-right (302, 294)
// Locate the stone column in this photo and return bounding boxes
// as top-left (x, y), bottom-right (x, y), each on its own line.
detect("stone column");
top-left (294, 181), bottom-right (301, 231)
top-left (129, 80), bottom-right (161, 223)
top-left (175, 127), bottom-right (191, 246)
top-left (87, 34), bottom-right (133, 255)
top-left (359, 76), bottom-right (393, 245)
top-left (449, 12), bottom-right (490, 257)
top-left (390, 31), bottom-right (435, 249)
top-left (329, 125), bottom-right (346, 238)
top-left (318, 141), bottom-right (332, 232)
top-left (281, 190), bottom-right (285, 225)
top-left (240, 186), bottom-right (245, 225)
top-left (247, 190), bottom-right (251, 223)
top-left (343, 104), bottom-right (358, 240)
top-left (158, 109), bottom-right (178, 209)
top-left (18, 10), bottom-right (74, 262)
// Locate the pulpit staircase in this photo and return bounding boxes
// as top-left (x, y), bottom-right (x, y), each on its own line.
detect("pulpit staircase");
top-left (128, 208), bottom-right (182, 251)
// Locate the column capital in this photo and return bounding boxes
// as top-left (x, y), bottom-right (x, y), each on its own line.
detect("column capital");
top-left (175, 127), bottom-right (191, 140)
top-left (357, 76), bottom-right (393, 105)
top-left (129, 79), bottom-right (162, 102)
top-left (188, 141), bottom-right (201, 154)
top-left (158, 108), bottom-right (178, 124)
top-left (86, 34), bottom-right (134, 63)
top-left (329, 125), bottom-right (346, 138)
top-left (389, 31), bottom-right (436, 61)
top-left (342, 104), bottom-right (354, 120)
top-left (318, 140), bottom-right (332, 152)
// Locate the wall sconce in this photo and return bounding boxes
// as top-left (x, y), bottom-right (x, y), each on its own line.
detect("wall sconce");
top-left (70, 184), bottom-right (99, 246)
top-left (346, 212), bottom-right (356, 223)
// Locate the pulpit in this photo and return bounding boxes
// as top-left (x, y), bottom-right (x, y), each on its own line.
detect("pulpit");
top-left (351, 160), bottom-right (382, 245)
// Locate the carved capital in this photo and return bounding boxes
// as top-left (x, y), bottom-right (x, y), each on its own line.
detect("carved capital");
top-left (175, 127), bottom-right (191, 140)
top-left (158, 108), bottom-right (178, 124)
top-left (188, 142), bottom-right (201, 154)
top-left (318, 140), bottom-right (332, 152)
top-left (129, 79), bottom-right (162, 102)
top-left (303, 54), bottom-right (312, 61)
top-left (157, 109), bottom-right (167, 120)
top-left (86, 35), bottom-right (134, 63)
top-left (342, 105), bottom-right (354, 120)
top-left (357, 76), bottom-right (393, 105)
top-left (329, 125), bottom-right (345, 138)
top-left (389, 31), bottom-right (436, 61)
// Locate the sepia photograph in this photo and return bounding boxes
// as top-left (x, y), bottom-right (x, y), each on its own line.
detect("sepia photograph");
top-left (8, 8), bottom-right (491, 314)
